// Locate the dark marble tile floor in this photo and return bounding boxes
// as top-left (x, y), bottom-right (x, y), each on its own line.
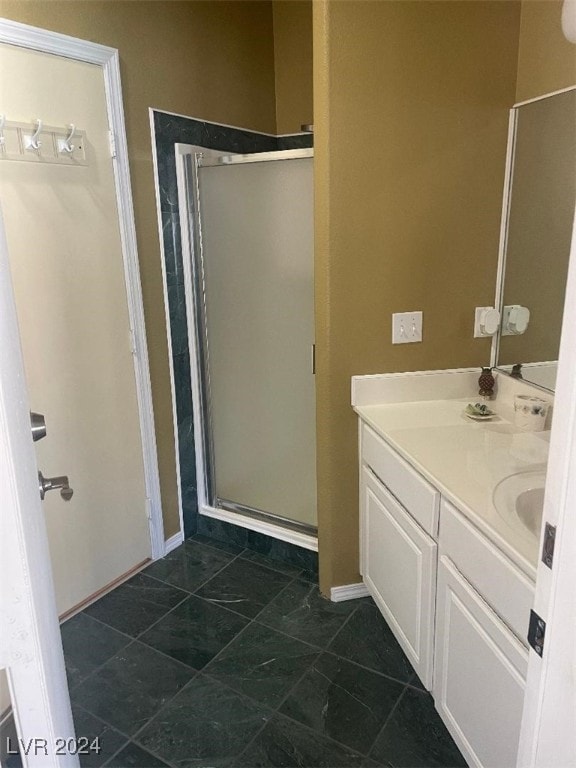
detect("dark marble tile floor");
top-left (57, 534), bottom-right (467, 768)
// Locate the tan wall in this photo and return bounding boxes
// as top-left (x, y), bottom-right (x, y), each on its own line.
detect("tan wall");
top-left (0, 0), bottom-right (277, 538)
top-left (516, 0), bottom-right (576, 102)
top-left (272, 0), bottom-right (313, 134)
top-left (314, 0), bottom-right (521, 592)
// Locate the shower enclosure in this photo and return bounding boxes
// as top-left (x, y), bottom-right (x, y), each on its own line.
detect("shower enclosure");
top-left (176, 146), bottom-right (317, 543)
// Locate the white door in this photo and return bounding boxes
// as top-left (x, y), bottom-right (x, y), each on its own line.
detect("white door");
top-left (0, 42), bottom-right (152, 619)
top-left (517, 209), bottom-right (576, 767)
top-left (0, 208), bottom-right (78, 766)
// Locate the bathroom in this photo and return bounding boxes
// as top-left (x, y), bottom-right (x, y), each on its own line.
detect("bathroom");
top-left (0, 0), bottom-right (575, 766)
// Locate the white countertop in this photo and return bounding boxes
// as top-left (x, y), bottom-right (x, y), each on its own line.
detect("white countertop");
top-left (355, 398), bottom-right (549, 580)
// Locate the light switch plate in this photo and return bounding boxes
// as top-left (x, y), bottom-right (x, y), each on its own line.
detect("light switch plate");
top-left (392, 311), bottom-right (423, 344)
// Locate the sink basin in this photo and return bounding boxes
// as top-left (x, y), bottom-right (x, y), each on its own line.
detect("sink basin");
top-left (493, 470), bottom-right (546, 538)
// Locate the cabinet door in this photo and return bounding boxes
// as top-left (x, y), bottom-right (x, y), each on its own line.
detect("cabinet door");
top-left (434, 556), bottom-right (528, 768)
top-left (361, 466), bottom-right (436, 689)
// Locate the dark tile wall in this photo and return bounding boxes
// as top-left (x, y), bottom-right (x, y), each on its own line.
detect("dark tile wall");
top-left (152, 111), bottom-right (315, 572)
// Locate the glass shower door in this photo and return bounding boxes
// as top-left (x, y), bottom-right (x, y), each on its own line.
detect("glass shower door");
top-left (184, 149), bottom-right (316, 531)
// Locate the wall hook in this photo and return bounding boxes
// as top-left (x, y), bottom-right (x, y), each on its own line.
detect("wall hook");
top-left (0, 115), bottom-right (5, 147)
top-left (59, 123), bottom-right (76, 154)
top-left (25, 118), bottom-right (43, 150)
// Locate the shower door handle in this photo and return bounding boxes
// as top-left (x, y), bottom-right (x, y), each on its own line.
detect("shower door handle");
top-left (38, 471), bottom-right (74, 501)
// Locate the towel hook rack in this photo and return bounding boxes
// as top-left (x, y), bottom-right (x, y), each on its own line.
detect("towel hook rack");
top-left (25, 118), bottom-right (43, 150)
top-left (59, 123), bottom-right (76, 154)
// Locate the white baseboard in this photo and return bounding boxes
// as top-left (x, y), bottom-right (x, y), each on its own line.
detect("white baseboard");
top-left (164, 531), bottom-right (184, 555)
top-left (330, 582), bottom-right (370, 602)
top-left (200, 505), bottom-right (318, 552)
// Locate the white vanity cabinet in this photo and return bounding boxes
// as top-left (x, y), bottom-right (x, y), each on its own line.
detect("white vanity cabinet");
top-left (357, 417), bottom-right (536, 768)
top-left (434, 500), bottom-right (532, 768)
top-left (359, 424), bottom-right (440, 689)
top-left (434, 556), bottom-right (527, 768)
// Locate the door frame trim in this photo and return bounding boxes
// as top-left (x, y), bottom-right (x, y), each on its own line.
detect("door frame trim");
top-left (0, 18), bottom-right (165, 559)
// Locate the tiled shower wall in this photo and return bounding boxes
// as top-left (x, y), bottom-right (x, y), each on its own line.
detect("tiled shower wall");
top-left (152, 111), bottom-right (316, 570)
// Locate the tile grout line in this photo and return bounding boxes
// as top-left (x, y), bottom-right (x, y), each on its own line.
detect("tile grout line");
top-left (131, 559), bottom-right (253, 641)
top-left (189, 565), bottom-right (301, 620)
top-left (60, 613), bottom-right (134, 680)
top-left (190, 531), bottom-right (318, 580)
top-left (197, 587), bottom-right (413, 695)
top-left (70, 612), bottom-right (409, 764)
top-left (245, 616), bottom-right (342, 749)
top-left (66, 539), bottom-right (322, 765)
top-left (64, 536), bottom-right (449, 767)
top-left (72, 624), bottom-right (411, 768)
top-left (247, 577), bottom-right (365, 652)
top-left (80, 573), bottom-right (191, 633)
top-left (149, 540), bottom-right (246, 593)
top-left (83, 543), bottom-right (249, 643)
top-left (132, 562), bottom-right (321, 764)
top-left (67, 547), bottom-right (304, 729)
top-left (70, 702), bottom-right (133, 766)
top-left (202, 639), bottom-right (324, 766)
top-left (113, 573), bottom-right (310, 759)
top-left (321, 601), bottom-right (420, 687)
top-left (105, 731), bottom-right (179, 768)
top-left (71, 657), bottom-right (198, 740)
top-left (197, 591), bottom-right (376, 762)
top-left (320, 647), bottom-right (416, 689)
top-left (366, 684), bottom-right (410, 762)
top-left (64, 607), bottom-right (193, 691)
top-left (226, 598), bottom-right (411, 761)
top-left (125, 672), bottom-right (204, 755)
top-left (70, 585), bottom-right (411, 704)
top-left (233, 688), bottom-right (374, 765)
top-left (199, 579), bottom-right (332, 678)
top-left (233, 546), bottom-right (313, 579)
top-left (134, 669), bottom-right (275, 766)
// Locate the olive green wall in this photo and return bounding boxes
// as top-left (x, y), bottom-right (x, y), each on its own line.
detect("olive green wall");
top-left (0, 0), bottom-right (278, 538)
top-left (272, 0), bottom-right (313, 134)
top-left (516, 0), bottom-right (576, 102)
top-left (313, 0), bottom-right (522, 592)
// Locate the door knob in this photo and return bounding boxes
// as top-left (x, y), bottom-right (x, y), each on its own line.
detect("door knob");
top-left (38, 471), bottom-right (73, 501)
top-left (30, 411), bottom-right (47, 442)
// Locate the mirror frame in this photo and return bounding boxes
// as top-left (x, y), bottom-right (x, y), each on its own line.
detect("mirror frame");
top-left (491, 84), bottom-right (576, 392)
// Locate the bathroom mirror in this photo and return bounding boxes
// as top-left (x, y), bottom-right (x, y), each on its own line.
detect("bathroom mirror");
top-left (494, 86), bottom-right (576, 392)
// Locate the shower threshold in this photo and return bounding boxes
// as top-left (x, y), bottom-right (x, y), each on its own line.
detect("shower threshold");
top-left (217, 498), bottom-right (317, 537)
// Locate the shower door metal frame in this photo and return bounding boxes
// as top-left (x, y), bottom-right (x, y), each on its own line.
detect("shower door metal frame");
top-left (175, 144), bottom-right (318, 551)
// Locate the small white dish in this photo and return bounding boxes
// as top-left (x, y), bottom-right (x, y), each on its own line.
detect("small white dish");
top-left (464, 412), bottom-right (495, 422)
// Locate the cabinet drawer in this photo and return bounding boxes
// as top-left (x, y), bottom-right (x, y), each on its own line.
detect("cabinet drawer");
top-left (440, 499), bottom-right (534, 644)
top-left (434, 556), bottom-right (527, 768)
top-left (361, 423), bottom-right (440, 537)
top-left (361, 467), bottom-right (436, 689)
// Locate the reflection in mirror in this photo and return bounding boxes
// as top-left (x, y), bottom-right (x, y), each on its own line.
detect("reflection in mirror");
top-left (495, 87), bottom-right (576, 392)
